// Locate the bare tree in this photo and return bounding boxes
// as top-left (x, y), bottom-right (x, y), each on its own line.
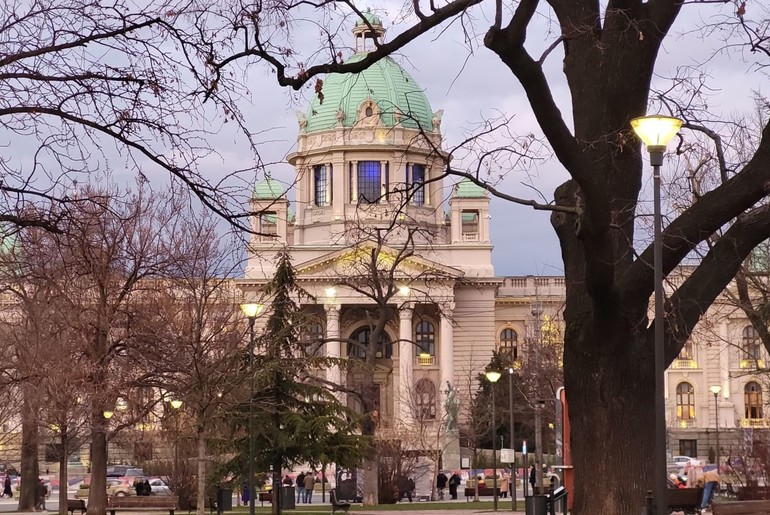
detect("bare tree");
top-left (129, 214), bottom-right (247, 515)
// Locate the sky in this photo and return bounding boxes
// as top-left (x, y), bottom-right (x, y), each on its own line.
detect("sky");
top-left (208, 1), bottom-right (762, 276)
top-left (5, 1), bottom-right (763, 277)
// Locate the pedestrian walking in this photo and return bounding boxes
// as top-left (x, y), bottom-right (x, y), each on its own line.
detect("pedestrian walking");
top-left (529, 465), bottom-right (536, 492)
top-left (448, 472), bottom-right (460, 500)
top-left (296, 472), bottom-right (305, 503)
top-left (436, 471), bottom-right (447, 500)
top-left (2, 475), bottom-right (11, 498)
top-left (34, 478), bottom-right (47, 511)
top-left (303, 472), bottom-right (314, 504)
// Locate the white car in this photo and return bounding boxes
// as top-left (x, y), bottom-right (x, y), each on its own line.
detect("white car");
top-left (672, 456), bottom-right (697, 466)
top-left (146, 477), bottom-right (171, 496)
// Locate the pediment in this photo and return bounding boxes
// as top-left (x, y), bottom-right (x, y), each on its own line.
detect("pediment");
top-left (296, 243), bottom-right (463, 280)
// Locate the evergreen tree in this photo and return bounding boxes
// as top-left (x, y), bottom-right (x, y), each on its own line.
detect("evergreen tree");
top-left (249, 251), bottom-right (367, 514)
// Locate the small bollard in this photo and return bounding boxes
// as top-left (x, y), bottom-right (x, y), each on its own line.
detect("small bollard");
top-left (645, 489), bottom-right (654, 515)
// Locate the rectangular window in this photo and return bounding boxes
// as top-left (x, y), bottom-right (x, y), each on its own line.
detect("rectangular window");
top-left (411, 164), bottom-right (425, 205)
top-left (461, 210), bottom-right (479, 240)
top-left (679, 439), bottom-right (698, 458)
top-left (260, 212), bottom-right (277, 234)
top-left (314, 165), bottom-right (328, 207)
top-left (357, 161), bottom-right (381, 204)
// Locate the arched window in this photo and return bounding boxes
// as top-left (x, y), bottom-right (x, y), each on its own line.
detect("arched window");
top-left (348, 327), bottom-right (392, 359)
top-left (499, 328), bottom-right (518, 361)
top-left (415, 378), bottom-right (437, 420)
top-left (415, 320), bottom-right (435, 356)
top-left (676, 382), bottom-right (696, 420)
top-left (743, 326), bottom-right (761, 360)
top-left (745, 382), bottom-right (764, 420)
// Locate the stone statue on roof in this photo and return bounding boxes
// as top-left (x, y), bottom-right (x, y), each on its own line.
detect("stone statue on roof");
top-left (432, 109), bottom-right (444, 132)
top-left (295, 111), bottom-right (308, 133)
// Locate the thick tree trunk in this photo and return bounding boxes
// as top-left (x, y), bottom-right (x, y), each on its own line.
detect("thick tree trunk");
top-left (196, 429), bottom-right (206, 515)
top-left (86, 410), bottom-right (108, 515)
top-left (59, 433), bottom-right (69, 515)
top-left (18, 388), bottom-right (39, 511)
top-left (565, 343), bottom-right (655, 515)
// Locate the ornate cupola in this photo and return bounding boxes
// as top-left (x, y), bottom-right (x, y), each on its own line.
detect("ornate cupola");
top-left (352, 10), bottom-right (385, 53)
top-left (287, 13), bottom-right (449, 246)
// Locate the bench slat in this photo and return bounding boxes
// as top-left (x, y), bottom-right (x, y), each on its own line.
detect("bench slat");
top-left (713, 500), bottom-right (770, 515)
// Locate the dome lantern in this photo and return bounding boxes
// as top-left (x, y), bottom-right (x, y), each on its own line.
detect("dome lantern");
top-left (353, 9), bottom-right (385, 53)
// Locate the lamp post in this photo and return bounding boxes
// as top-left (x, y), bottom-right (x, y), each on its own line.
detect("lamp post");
top-left (710, 385), bottom-right (721, 473)
top-left (486, 369), bottom-right (502, 512)
top-left (241, 302), bottom-right (264, 515)
top-left (507, 364), bottom-right (517, 511)
top-left (103, 410), bottom-right (114, 467)
top-left (631, 114), bottom-right (683, 515)
top-left (170, 399), bottom-right (183, 479)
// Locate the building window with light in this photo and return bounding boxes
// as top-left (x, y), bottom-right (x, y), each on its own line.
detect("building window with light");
top-left (357, 161), bottom-right (382, 204)
top-left (410, 164), bottom-right (425, 206)
top-left (414, 320), bottom-right (435, 356)
top-left (348, 326), bottom-right (392, 359)
top-left (742, 326), bottom-right (761, 361)
top-left (314, 165), bottom-right (329, 207)
top-left (415, 378), bottom-right (437, 420)
top-left (745, 382), bottom-right (763, 420)
top-left (676, 382), bottom-right (695, 420)
top-left (679, 340), bottom-right (693, 360)
top-left (499, 328), bottom-right (518, 361)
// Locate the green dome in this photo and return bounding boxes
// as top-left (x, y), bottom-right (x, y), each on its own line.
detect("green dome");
top-left (253, 178), bottom-right (285, 199)
top-left (305, 53), bottom-right (433, 133)
top-left (356, 11), bottom-right (382, 27)
top-left (454, 179), bottom-right (487, 198)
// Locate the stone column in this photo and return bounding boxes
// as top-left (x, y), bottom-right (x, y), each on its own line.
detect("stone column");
top-left (351, 160), bottom-right (358, 203)
top-left (398, 306), bottom-right (414, 425)
top-left (325, 304), bottom-right (343, 404)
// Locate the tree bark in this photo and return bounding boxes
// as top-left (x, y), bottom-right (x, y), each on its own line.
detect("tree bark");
top-left (18, 386), bottom-right (39, 511)
top-left (196, 429), bottom-right (206, 515)
top-left (58, 432), bottom-right (69, 515)
top-left (86, 409), bottom-right (108, 515)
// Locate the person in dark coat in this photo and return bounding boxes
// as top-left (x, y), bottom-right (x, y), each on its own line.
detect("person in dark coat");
top-left (448, 472), bottom-right (461, 500)
top-left (296, 472), bottom-right (305, 503)
top-left (143, 479), bottom-right (152, 496)
top-left (34, 478), bottom-right (47, 511)
top-left (529, 465), bottom-right (536, 491)
top-left (2, 475), bottom-right (12, 498)
top-left (436, 471), bottom-right (448, 495)
top-left (282, 475), bottom-right (292, 487)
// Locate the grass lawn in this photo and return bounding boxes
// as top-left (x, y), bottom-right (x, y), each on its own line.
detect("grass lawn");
top-left (231, 500), bottom-right (524, 513)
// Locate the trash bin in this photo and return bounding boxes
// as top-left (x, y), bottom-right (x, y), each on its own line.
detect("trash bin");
top-left (216, 487), bottom-right (233, 513)
top-left (281, 486), bottom-right (296, 509)
top-left (525, 494), bottom-right (548, 515)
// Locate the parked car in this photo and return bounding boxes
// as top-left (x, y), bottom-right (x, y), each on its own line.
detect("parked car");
top-left (146, 477), bottom-right (171, 496)
top-left (76, 478), bottom-right (133, 499)
top-left (672, 455), bottom-right (697, 466)
top-left (106, 466), bottom-right (144, 478)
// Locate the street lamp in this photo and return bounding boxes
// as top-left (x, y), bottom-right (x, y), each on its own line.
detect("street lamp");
top-left (710, 385), bottom-right (721, 473)
top-left (240, 302), bottom-right (264, 515)
top-left (486, 369), bottom-right (502, 512)
top-left (508, 365), bottom-right (516, 511)
top-left (170, 399), bottom-right (183, 479)
top-left (631, 114), bottom-right (683, 515)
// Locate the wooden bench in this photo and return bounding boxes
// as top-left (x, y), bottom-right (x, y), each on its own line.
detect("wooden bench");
top-left (107, 494), bottom-right (178, 515)
top-left (66, 499), bottom-right (87, 515)
top-left (464, 487), bottom-right (500, 500)
top-left (666, 487), bottom-right (703, 515)
top-left (737, 486), bottom-right (770, 500)
top-left (713, 500), bottom-right (770, 514)
top-left (257, 491), bottom-right (272, 507)
top-left (330, 490), bottom-right (350, 514)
